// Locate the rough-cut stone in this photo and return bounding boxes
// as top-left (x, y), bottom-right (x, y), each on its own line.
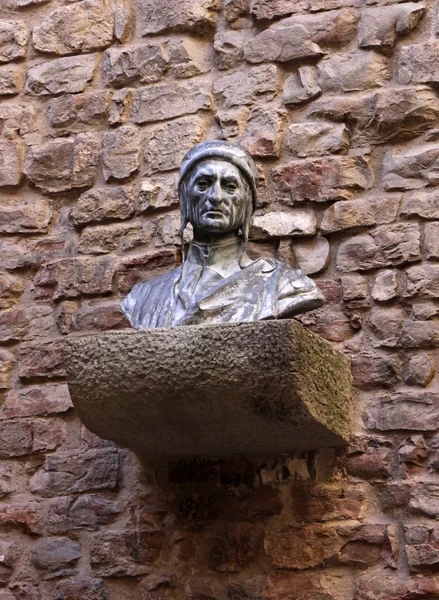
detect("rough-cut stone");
top-left (79, 222), bottom-right (153, 255)
top-left (369, 306), bottom-right (404, 348)
top-left (90, 530), bottom-right (163, 576)
top-left (309, 88), bottom-right (439, 146)
top-left (0, 349), bottom-right (15, 390)
top-left (132, 81), bottom-right (211, 124)
top-left (251, 210), bottom-right (316, 239)
top-left (0, 384), bottom-right (72, 419)
top-left (0, 104), bottom-right (35, 139)
top-left (401, 191), bottom-right (439, 219)
top-left (359, 3), bottom-right (425, 50)
top-left (244, 10), bottom-right (357, 64)
top-left (5, 0), bottom-right (49, 6)
top-left (351, 350), bottom-right (401, 389)
top-left (166, 39), bottom-right (210, 80)
top-left (398, 42), bottom-right (439, 85)
top-left (65, 320), bottom-right (352, 457)
top-left (33, 1), bottom-right (114, 56)
top-left (368, 391), bottom-right (439, 431)
top-left (0, 21), bottom-right (28, 64)
top-left (33, 257), bottom-right (115, 300)
top-left (136, 175), bottom-right (179, 213)
top-left (273, 156), bottom-right (373, 203)
top-left (239, 105), bottom-right (286, 158)
top-left (70, 302), bottom-right (128, 332)
top-left (214, 64), bottom-right (278, 108)
top-left (47, 91), bottom-right (110, 126)
top-left (0, 240), bottom-right (34, 270)
top-left (372, 269), bottom-right (399, 302)
top-left (283, 66), bottom-right (320, 105)
top-left (214, 30), bottom-right (246, 71)
top-left (402, 320), bottom-right (439, 349)
top-left (72, 186), bottom-right (134, 226)
top-left (0, 196), bottom-right (51, 233)
top-left (318, 51), bottom-right (390, 93)
top-left (108, 88), bottom-right (133, 125)
top-left (143, 115), bottom-right (208, 174)
top-left (0, 273), bottom-right (23, 310)
top-left (321, 195), bottom-right (399, 234)
top-left (424, 222), bottom-right (439, 259)
top-left (25, 134), bottom-right (99, 193)
top-left (224, 0), bottom-right (249, 22)
top-left (293, 238), bottom-right (330, 275)
top-left (384, 144), bottom-right (439, 191)
top-left (0, 67), bottom-right (23, 96)
top-left (103, 43), bottom-right (168, 87)
top-left (410, 485), bottom-right (439, 518)
top-left (287, 122), bottom-right (349, 157)
top-left (18, 339), bottom-right (65, 380)
top-left (29, 449), bottom-right (119, 497)
top-left (404, 265), bottom-right (439, 299)
top-left (405, 353), bottom-right (435, 387)
top-left (55, 579), bottom-right (107, 600)
top-left (337, 223), bottom-right (420, 271)
top-left (140, 0), bottom-right (219, 35)
top-left (102, 126), bottom-right (140, 181)
top-left (354, 572), bottom-right (439, 600)
top-left (25, 54), bottom-right (95, 95)
top-left (0, 141), bottom-right (23, 187)
top-left (30, 537), bottom-right (81, 574)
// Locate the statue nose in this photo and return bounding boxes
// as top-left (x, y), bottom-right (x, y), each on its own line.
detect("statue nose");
top-left (208, 180), bottom-right (222, 205)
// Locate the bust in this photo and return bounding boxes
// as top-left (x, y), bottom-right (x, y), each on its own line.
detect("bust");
top-left (121, 140), bottom-right (325, 328)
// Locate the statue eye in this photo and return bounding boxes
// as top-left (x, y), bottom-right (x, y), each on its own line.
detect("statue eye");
top-left (225, 182), bottom-right (238, 193)
top-left (196, 179), bottom-right (209, 191)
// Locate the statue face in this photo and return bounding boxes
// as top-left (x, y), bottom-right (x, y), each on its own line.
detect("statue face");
top-left (186, 159), bottom-right (251, 236)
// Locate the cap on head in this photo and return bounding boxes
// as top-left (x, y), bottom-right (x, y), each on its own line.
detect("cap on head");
top-left (178, 140), bottom-right (259, 210)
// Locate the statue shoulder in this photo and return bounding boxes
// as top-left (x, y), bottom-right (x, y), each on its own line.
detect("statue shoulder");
top-left (120, 267), bottom-right (182, 327)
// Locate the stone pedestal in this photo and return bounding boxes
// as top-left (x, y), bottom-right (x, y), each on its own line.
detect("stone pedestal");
top-left (65, 320), bottom-right (352, 458)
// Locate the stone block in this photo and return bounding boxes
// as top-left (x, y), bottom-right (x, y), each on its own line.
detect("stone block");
top-left (168, 38), bottom-right (211, 78)
top-left (25, 55), bottom-right (95, 96)
top-left (33, 257), bottom-right (115, 300)
top-left (250, 210), bottom-right (316, 239)
top-left (272, 156), bottom-right (373, 203)
top-left (143, 115), bottom-right (209, 174)
top-left (372, 269), bottom-right (398, 302)
top-left (103, 43), bottom-right (168, 87)
top-left (18, 339), bottom-right (65, 380)
top-left (283, 66), bottom-right (321, 105)
top-left (214, 64), bottom-right (278, 108)
top-left (0, 141), bottom-right (23, 187)
top-left (70, 303), bottom-right (128, 333)
top-left (308, 87), bottom-right (439, 146)
top-left (65, 320), bottom-right (352, 457)
top-left (0, 384), bottom-right (72, 419)
top-left (321, 195), bottom-right (399, 234)
top-left (250, 0), bottom-right (307, 19)
top-left (402, 320), bottom-right (439, 349)
top-left (0, 195), bottom-right (51, 233)
top-left (239, 104), bottom-right (286, 157)
top-left (369, 391), bottom-right (439, 432)
top-left (293, 238), bottom-right (330, 275)
top-left (78, 222), bottom-right (153, 255)
top-left (369, 306), bottom-right (404, 348)
top-left (287, 122), bottom-right (349, 157)
top-left (55, 579), bottom-right (107, 600)
top-left (354, 572), bottom-right (439, 600)
top-left (135, 175), bottom-right (179, 213)
top-left (30, 537), bottom-right (81, 575)
top-left (33, 0), bottom-right (114, 55)
top-left (102, 126), bottom-right (140, 181)
top-left (244, 10), bottom-right (357, 63)
top-left (318, 51), bottom-right (390, 93)
top-left (358, 3), bottom-right (425, 50)
top-left (140, 0), bottom-right (219, 35)
top-left (29, 449), bottom-right (119, 497)
top-left (404, 265), bottom-right (439, 299)
top-left (336, 223), bottom-right (420, 271)
top-left (0, 240), bottom-right (34, 271)
top-left (214, 30), bottom-right (247, 70)
top-left (225, 0), bottom-right (249, 22)
top-left (398, 42), bottom-right (439, 85)
top-left (47, 91), bottom-right (110, 126)
top-left (0, 272), bottom-right (23, 310)
top-left (405, 353), bottom-right (435, 387)
top-left (108, 88), bottom-right (133, 125)
top-left (351, 350), bottom-right (401, 389)
top-left (424, 222), bottom-right (439, 259)
top-left (383, 144), bottom-right (439, 191)
top-left (401, 191), bottom-right (439, 219)
top-left (0, 21), bottom-right (28, 63)
top-left (25, 134), bottom-right (99, 193)
top-left (132, 81), bottom-right (211, 124)
top-left (71, 186), bottom-right (134, 226)
top-left (0, 67), bottom-right (23, 96)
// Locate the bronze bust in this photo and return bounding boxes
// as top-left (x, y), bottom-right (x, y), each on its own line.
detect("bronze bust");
top-left (121, 140), bottom-right (324, 328)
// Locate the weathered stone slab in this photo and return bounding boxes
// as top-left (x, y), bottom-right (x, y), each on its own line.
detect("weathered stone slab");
top-left (140, 0), bottom-right (219, 35)
top-left (65, 320), bottom-right (352, 457)
top-left (25, 55), bottom-right (95, 96)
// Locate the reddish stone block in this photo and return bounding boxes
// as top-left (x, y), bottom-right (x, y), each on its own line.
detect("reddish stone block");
top-left (18, 339), bottom-right (65, 380)
top-left (0, 384), bottom-right (72, 419)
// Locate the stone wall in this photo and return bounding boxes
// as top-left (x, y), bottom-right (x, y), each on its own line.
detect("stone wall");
top-left (0, 0), bottom-right (439, 597)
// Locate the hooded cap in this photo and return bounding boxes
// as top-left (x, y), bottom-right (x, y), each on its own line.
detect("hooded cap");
top-left (178, 140), bottom-right (259, 210)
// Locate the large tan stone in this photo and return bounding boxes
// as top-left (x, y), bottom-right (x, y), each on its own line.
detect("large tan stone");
top-left (140, 0), bottom-right (219, 35)
top-left (65, 320), bottom-right (352, 457)
top-left (0, 142), bottom-right (23, 187)
top-left (33, 0), bottom-right (114, 55)
top-left (25, 55), bottom-right (95, 96)
top-left (0, 21), bottom-right (28, 64)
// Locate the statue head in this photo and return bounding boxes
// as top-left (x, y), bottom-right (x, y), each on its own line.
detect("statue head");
top-left (178, 141), bottom-right (259, 256)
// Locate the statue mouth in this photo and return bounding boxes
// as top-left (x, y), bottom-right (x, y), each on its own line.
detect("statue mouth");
top-left (204, 210), bottom-right (226, 218)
